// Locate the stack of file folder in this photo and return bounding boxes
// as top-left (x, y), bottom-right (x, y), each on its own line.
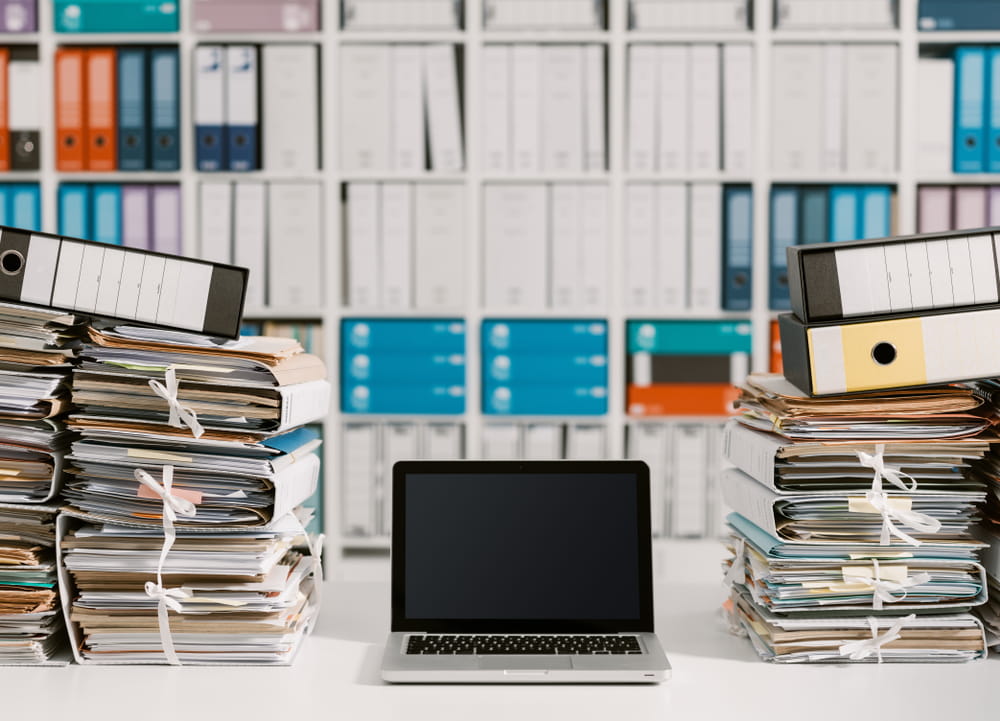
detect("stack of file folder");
top-left (722, 376), bottom-right (992, 662)
top-left (57, 324), bottom-right (330, 664)
top-left (720, 227), bottom-right (1000, 663)
top-left (0, 503), bottom-right (63, 664)
top-left (0, 301), bottom-right (83, 664)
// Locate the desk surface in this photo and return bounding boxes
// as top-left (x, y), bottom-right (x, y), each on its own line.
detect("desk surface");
top-left (2, 541), bottom-right (996, 721)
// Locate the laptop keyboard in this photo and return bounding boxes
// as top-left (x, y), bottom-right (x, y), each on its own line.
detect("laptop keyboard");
top-left (405, 634), bottom-right (643, 655)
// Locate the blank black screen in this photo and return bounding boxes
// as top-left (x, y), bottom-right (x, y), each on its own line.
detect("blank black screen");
top-left (404, 473), bottom-right (640, 620)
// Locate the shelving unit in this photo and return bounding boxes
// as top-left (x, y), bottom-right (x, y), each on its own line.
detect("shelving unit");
top-left (9, 0), bottom-right (995, 557)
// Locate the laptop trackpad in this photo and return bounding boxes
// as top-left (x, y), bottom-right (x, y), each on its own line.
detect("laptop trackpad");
top-left (478, 656), bottom-right (573, 670)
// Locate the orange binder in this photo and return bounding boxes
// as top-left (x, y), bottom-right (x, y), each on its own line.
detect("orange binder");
top-left (769, 319), bottom-right (783, 374)
top-left (626, 384), bottom-right (739, 417)
top-left (55, 47), bottom-right (87, 171)
top-left (85, 48), bottom-right (116, 171)
top-left (0, 49), bottom-right (8, 172)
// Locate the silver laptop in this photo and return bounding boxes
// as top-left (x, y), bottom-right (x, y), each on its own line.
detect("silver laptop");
top-left (381, 460), bottom-right (671, 683)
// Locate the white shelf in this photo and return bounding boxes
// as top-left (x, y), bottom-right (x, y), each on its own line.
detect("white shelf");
top-left (771, 29), bottom-right (901, 43)
top-left (53, 32), bottom-right (181, 44)
top-left (191, 32), bottom-right (326, 44)
top-left (625, 30), bottom-right (755, 43)
top-left (483, 30), bottom-right (610, 43)
top-left (338, 30), bottom-right (467, 43)
top-left (917, 175), bottom-right (1000, 185)
top-left (242, 308), bottom-right (327, 320)
top-left (917, 31), bottom-right (1000, 44)
top-left (25, 0), bottom-right (971, 560)
top-left (55, 172), bottom-right (183, 183)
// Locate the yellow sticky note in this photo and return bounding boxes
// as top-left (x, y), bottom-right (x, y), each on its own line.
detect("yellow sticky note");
top-left (847, 496), bottom-right (913, 514)
top-left (841, 565), bottom-right (908, 584)
top-left (127, 448), bottom-right (194, 464)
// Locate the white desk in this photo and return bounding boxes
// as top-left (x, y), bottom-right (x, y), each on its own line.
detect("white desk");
top-left (2, 541), bottom-right (996, 721)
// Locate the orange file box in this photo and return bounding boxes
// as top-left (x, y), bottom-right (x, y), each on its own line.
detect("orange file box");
top-left (626, 383), bottom-right (739, 417)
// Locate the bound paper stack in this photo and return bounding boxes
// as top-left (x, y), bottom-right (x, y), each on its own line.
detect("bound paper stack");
top-left (721, 227), bottom-right (1000, 663)
top-left (0, 302), bottom-right (84, 664)
top-left (722, 376), bottom-right (993, 662)
top-left (0, 504), bottom-right (63, 664)
top-left (970, 381), bottom-right (1000, 646)
top-left (57, 324), bottom-right (330, 665)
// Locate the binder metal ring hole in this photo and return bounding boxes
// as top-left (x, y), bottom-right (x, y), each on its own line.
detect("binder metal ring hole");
top-left (871, 342), bottom-right (897, 366)
top-left (95, 136), bottom-right (105, 148)
top-left (0, 250), bottom-right (24, 276)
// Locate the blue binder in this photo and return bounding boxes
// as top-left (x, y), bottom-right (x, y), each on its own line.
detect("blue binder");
top-left (195, 46), bottom-right (226, 172)
top-left (0, 187), bottom-right (7, 226)
top-left (483, 383), bottom-right (608, 416)
top-left (828, 185), bottom-right (861, 242)
top-left (722, 185), bottom-right (753, 311)
top-left (482, 352), bottom-right (608, 385)
top-left (342, 319), bottom-right (466, 352)
top-left (226, 45), bottom-right (259, 172)
top-left (798, 186), bottom-right (828, 245)
top-left (482, 320), bottom-right (607, 354)
top-left (342, 350), bottom-right (466, 384)
top-left (149, 48), bottom-right (180, 171)
top-left (990, 47), bottom-right (1000, 172)
top-left (954, 46), bottom-right (987, 173)
top-left (92, 184), bottom-right (122, 245)
top-left (342, 382), bottom-right (466, 415)
top-left (919, 0), bottom-right (1000, 31)
top-left (8, 184), bottom-right (39, 231)
top-left (58, 183), bottom-right (91, 239)
top-left (768, 186), bottom-right (798, 311)
top-left (860, 186), bottom-right (892, 239)
top-left (117, 47), bottom-right (147, 171)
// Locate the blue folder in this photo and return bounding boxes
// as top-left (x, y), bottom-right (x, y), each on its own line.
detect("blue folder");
top-left (58, 183), bottom-right (91, 239)
top-left (92, 184), bottom-right (122, 245)
top-left (149, 48), bottom-right (180, 171)
top-left (723, 185), bottom-right (753, 312)
top-left (117, 47), bottom-right (147, 171)
top-left (768, 186), bottom-right (798, 311)
top-left (954, 46), bottom-right (987, 173)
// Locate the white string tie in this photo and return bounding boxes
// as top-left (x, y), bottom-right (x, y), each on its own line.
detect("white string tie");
top-left (841, 559), bottom-right (932, 611)
top-left (864, 490), bottom-right (942, 547)
top-left (149, 366), bottom-right (205, 439)
top-left (839, 614), bottom-right (915, 663)
top-left (135, 465), bottom-right (196, 665)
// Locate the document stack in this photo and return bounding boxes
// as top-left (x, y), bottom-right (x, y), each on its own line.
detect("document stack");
top-left (721, 227), bottom-right (1000, 663)
top-left (58, 324), bottom-right (330, 665)
top-left (0, 504), bottom-right (62, 664)
top-left (0, 301), bottom-right (83, 664)
top-left (970, 381), bottom-right (1000, 646)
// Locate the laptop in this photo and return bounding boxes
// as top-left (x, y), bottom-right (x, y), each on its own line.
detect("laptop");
top-left (381, 460), bottom-right (671, 683)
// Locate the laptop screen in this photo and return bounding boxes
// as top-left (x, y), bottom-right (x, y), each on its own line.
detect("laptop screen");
top-left (391, 461), bottom-right (654, 633)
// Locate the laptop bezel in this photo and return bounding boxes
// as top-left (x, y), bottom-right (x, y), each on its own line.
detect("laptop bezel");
top-left (390, 459), bottom-right (655, 634)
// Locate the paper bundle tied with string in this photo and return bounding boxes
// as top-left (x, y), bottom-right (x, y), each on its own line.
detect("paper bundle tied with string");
top-left (719, 374), bottom-right (992, 663)
top-left (57, 327), bottom-right (328, 666)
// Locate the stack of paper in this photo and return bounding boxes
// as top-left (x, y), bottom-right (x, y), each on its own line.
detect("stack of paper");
top-left (722, 373), bottom-right (991, 663)
top-left (58, 515), bottom-right (316, 664)
top-left (0, 303), bottom-right (82, 504)
top-left (0, 504), bottom-right (64, 664)
top-left (59, 324), bottom-right (330, 665)
top-left (0, 302), bottom-right (82, 664)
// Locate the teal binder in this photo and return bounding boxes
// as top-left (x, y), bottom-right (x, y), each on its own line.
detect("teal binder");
top-left (54, 0), bottom-right (179, 32)
top-left (58, 183), bottom-right (92, 240)
top-left (9, 184), bottom-right (39, 231)
top-left (92, 184), bottom-right (122, 245)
